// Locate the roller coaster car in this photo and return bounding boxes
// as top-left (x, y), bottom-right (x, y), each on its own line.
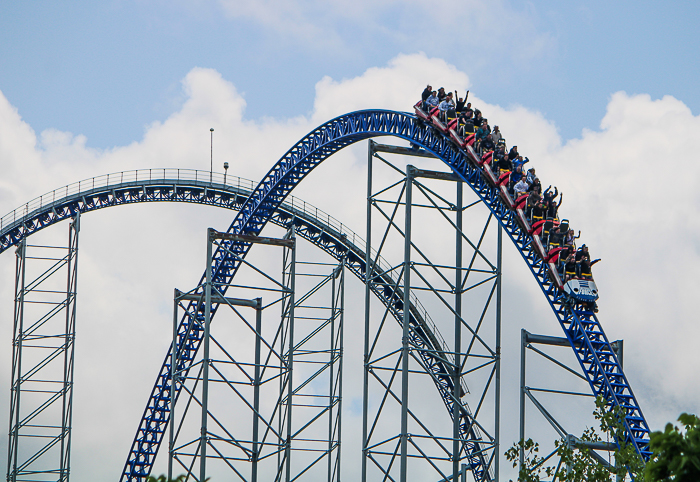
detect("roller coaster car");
top-left (563, 278), bottom-right (599, 302)
top-left (447, 119), bottom-right (464, 147)
top-left (495, 172), bottom-right (513, 207)
top-left (463, 144), bottom-right (498, 186)
top-left (513, 193), bottom-right (529, 210)
top-left (530, 218), bottom-right (559, 237)
top-left (530, 219), bottom-right (547, 236)
top-left (479, 151), bottom-right (493, 167)
top-left (481, 165), bottom-right (497, 186)
top-left (546, 246), bottom-right (567, 264)
top-left (414, 101), bottom-right (431, 122)
top-left (464, 132), bottom-right (476, 147)
top-left (497, 171), bottom-right (510, 187)
top-left (531, 234), bottom-right (547, 259)
top-left (558, 219), bottom-right (570, 233)
top-left (499, 185), bottom-right (514, 209)
top-left (541, 219), bottom-right (558, 239)
top-left (465, 144), bottom-right (480, 165)
top-left (547, 262), bottom-right (564, 290)
top-left (429, 107), bottom-right (448, 133)
top-left (515, 208), bottom-right (530, 232)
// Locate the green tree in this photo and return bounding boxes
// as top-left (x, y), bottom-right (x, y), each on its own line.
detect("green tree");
top-left (504, 438), bottom-right (555, 482)
top-left (552, 428), bottom-right (615, 482)
top-left (505, 396), bottom-right (646, 481)
top-left (644, 413), bottom-right (700, 481)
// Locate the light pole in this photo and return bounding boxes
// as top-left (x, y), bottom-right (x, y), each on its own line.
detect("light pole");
top-left (210, 128), bottom-right (214, 183)
top-left (223, 162), bottom-right (229, 185)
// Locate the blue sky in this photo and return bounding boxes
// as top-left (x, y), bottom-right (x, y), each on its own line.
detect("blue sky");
top-left (1, 1), bottom-right (700, 480)
top-left (1, 1), bottom-right (699, 148)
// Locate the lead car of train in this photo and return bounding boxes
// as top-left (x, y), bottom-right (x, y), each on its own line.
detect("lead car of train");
top-left (413, 100), bottom-right (599, 307)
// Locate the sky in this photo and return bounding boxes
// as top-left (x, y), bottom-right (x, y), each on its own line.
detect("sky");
top-left (1, 1), bottom-right (700, 481)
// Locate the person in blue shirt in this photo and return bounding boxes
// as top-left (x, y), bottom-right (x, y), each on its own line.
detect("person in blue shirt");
top-left (475, 121), bottom-right (489, 151)
top-left (513, 156), bottom-right (529, 172)
top-left (511, 165), bottom-right (524, 185)
top-left (439, 92), bottom-right (455, 113)
top-left (425, 91), bottom-right (439, 109)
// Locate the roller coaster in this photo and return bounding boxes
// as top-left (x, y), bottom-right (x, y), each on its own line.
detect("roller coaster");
top-left (1, 106), bottom-right (651, 482)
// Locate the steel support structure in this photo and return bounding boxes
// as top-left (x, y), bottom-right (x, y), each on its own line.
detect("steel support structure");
top-left (167, 227), bottom-right (344, 481)
top-left (7, 213), bottom-right (79, 482)
top-left (0, 106), bottom-right (654, 480)
top-left (0, 111), bottom-right (650, 479)
top-left (362, 141), bottom-right (500, 482)
top-left (518, 329), bottom-right (624, 478)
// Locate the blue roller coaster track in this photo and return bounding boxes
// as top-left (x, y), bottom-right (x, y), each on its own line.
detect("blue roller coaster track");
top-left (0, 109), bottom-right (651, 481)
top-left (0, 168), bottom-right (491, 480)
top-left (122, 109), bottom-right (650, 480)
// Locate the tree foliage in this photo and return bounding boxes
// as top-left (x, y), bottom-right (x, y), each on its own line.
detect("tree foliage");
top-left (506, 395), bottom-right (700, 482)
top-left (146, 412), bottom-right (700, 482)
top-left (644, 413), bottom-right (700, 482)
top-left (504, 438), bottom-right (556, 482)
top-left (505, 396), bottom-right (645, 481)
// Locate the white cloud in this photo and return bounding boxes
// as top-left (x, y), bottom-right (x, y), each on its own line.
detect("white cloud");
top-left (0, 53), bottom-right (698, 480)
top-left (312, 52), bottom-right (470, 121)
top-left (0, 94), bottom-right (43, 206)
top-left (216, 0), bottom-right (557, 67)
top-left (540, 91), bottom-right (700, 423)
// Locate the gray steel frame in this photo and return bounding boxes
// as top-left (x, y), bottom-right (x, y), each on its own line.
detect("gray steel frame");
top-left (7, 213), bottom-right (79, 482)
top-left (167, 227), bottom-right (344, 482)
top-left (0, 157), bottom-right (645, 482)
top-left (519, 329), bottom-right (624, 479)
top-left (362, 142), bottom-right (502, 482)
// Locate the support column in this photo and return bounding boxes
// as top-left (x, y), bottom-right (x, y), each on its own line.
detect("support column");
top-left (168, 291), bottom-right (178, 482)
top-left (252, 297), bottom-right (262, 482)
top-left (199, 229), bottom-right (214, 482)
top-left (400, 165), bottom-right (414, 482)
top-left (337, 262), bottom-right (345, 482)
top-left (328, 263), bottom-right (344, 482)
top-left (453, 181), bottom-right (463, 481)
top-left (519, 329), bottom-right (526, 472)
top-left (362, 140), bottom-right (373, 482)
top-left (169, 230), bottom-right (296, 480)
top-left (284, 227), bottom-right (296, 482)
top-left (613, 340), bottom-right (624, 482)
top-left (61, 213), bottom-right (79, 482)
top-left (7, 239), bottom-right (25, 482)
top-left (7, 213), bottom-right (79, 482)
top-left (494, 224), bottom-right (502, 481)
top-left (328, 269), bottom-right (336, 482)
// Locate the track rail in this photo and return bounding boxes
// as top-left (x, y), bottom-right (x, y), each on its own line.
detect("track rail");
top-left (0, 168), bottom-right (488, 479)
top-left (1, 108), bottom-right (651, 479)
top-left (117, 110), bottom-right (648, 480)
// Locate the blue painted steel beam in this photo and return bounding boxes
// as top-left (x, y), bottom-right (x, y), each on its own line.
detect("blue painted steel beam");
top-left (118, 110), bottom-right (649, 481)
top-left (0, 108), bottom-right (652, 479)
top-left (0, 171), bottom-right (492, 480)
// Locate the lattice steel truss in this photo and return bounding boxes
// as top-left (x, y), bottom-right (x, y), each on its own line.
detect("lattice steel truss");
top-left (519, 329), bottom-right (624, 480)
top-left (0, 108), bottom-right (653, 481)
top-left (0, 109), bottom-right (643, 480)
top-left (362, 142), bottom-right (502, 482)
top-left (7, 213), bottom-right (79, 482)
top-left (166, 227), bottom-right (344, 482)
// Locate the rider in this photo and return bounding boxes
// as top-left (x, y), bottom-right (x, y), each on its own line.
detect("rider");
top-left (425, 91), bottom-right (439, 109)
